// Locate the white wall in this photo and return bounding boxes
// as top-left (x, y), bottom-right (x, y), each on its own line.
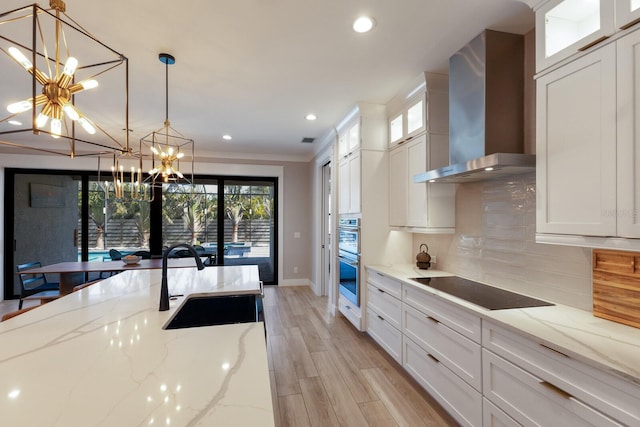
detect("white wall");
top-left (413, 172), bottom-right (593, 311)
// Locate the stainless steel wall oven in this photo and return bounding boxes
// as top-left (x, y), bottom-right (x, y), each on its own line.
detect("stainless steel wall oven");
top-left (337, 217), bottom-right (360, 306)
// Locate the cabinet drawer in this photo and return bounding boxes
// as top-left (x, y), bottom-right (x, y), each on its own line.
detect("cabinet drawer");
top-left (403, 285), bottom-right (481, 343)
top-left (483, 398), bottom-right (519, 427)
top-left (402, 303), bottom-right (481, 391)
top-left (367, 283), bottom-right (401, 330)
top-left (483, 349), bottom-right (622, 427)
top-left (367, 307), bottom-right (402, 363)
top-left (403, 336), bottom-right (482, 427)
top-left (339, 296), bottom-right (362, 330)
top-left (483, 321), bottom-right (640, 426)
top-left (367, 270), bottom-right (402, 299)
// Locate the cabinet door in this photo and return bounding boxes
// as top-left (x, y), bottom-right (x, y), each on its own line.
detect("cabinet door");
top-left (348, 123), bottom-right (360, 153)
top-left (338, 157), bottom-right (350, 214)
top-left (617, 29), bottom-right (640, 237)
top-left (536, 0), bottom-right (615, 72)
top-left (389, 144), bottom-right (408, 226)
top-left (616, 0), bottom-right (640, 29)
top-left (483, 350), bottom-right (622, 427)
top-left (348, 151), bottom-right (361, 214)
top-left (405, 97), bottom-right (425, 138)
top-left (536, 43), bottom-right (617, 236)
top-left (406, 136), bottom-right (427, 227)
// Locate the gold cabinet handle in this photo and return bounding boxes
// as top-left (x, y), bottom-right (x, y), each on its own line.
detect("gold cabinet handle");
top-left (426, 315), bottom-right (439, 324)
top-left (540, 381), bottom-right (572, 399)
top-left (427, 353), bottom-right (439, 363)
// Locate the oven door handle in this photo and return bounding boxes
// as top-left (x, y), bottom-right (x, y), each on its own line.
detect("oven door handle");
top-left (337, 256), bottom-right (359, 268)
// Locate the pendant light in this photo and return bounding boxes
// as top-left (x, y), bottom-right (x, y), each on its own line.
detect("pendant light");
top-left (0, 0), bottom-right (130, 158)
top-left (141, 53), bottom-right (194, 186)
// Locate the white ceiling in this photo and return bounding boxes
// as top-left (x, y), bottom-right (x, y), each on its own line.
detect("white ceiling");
top-left (0, 0), bottom-right (534, 162)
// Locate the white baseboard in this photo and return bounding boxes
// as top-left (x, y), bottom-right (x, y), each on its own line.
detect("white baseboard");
top-left (280, 278), bottom-right (311, 287)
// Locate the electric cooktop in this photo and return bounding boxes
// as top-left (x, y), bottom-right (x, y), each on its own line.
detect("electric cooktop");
top-left (410, 276), bottom-right (554, 310)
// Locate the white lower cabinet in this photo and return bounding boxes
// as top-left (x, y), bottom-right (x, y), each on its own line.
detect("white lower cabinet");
top-left (482, 349), bottom-right (622, 427)
top-left (366, 275), bottom-right (402, 363)
top-left (483, 321), bottom-right (640, 426)
top-left (338, 295), bottom-right (361, 330)
top-left (482, 398), bottom-right (519, 427)
top-left (403, 335), bottom-right (482, 427)
top-left (365, 270), bottom-right (639, 427)
top-left (367, 307), bottom-right (402, 363)
top-left (402, 302), bottom-right (482, 391)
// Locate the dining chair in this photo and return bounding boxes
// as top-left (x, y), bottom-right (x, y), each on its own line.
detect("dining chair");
top-left (108, 249), bottom-right (123, 260)
top-left (133, 250), bottom-right (151, 259)
top-left (16, 262), bottom-right (60, 309)
top-left (1, 305), bottom-right (38, 322)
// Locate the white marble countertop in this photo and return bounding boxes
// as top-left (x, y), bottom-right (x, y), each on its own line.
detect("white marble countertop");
top-left (367, 264), bottom-right (640, 386)
top-left (0, 265), bottom-right (274, 426)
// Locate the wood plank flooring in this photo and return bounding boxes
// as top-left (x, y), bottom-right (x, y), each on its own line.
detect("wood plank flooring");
top-left (264, 285), bottom-right (459, 427)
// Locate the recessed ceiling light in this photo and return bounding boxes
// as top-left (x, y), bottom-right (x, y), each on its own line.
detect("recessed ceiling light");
top-left (8, 120), bottom-right (22, 126)
top-left (222, 134), bottom-right (232, 140)
top-left (484, 167), bottom-right (494, 171)
top-left (353, 16), bottom-right (375, 33)
top-left (305, 114), bottom-right (317, 121)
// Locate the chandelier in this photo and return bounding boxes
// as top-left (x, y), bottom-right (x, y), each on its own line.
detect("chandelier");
top-left (141, 53), bottom-right (194, 185)
top-left (0, 0), bottom-right (129, 157)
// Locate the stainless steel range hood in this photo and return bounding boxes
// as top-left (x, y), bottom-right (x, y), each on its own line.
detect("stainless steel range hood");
top-left (415, 29), bottom-right (535, 184)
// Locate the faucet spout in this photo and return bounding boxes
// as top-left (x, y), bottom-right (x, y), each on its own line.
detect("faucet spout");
top-left (159, 244), bottom-right (206, 311)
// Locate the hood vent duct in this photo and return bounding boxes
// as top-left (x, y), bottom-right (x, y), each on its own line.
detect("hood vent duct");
top-left (415, 29), bottom-right (535, 184)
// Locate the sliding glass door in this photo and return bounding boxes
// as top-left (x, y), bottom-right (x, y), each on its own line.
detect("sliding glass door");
top-left (4, 170), bottom-right (278, 299)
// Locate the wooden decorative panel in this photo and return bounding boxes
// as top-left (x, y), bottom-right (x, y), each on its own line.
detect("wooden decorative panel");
top-left (593, 249), bottom-right (640, 328)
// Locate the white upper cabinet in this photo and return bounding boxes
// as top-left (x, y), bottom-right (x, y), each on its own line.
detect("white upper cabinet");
top-left (338, 122), bottom-right (360, 158)
top-left (387, 73), bottom-right (455, 232)
top-left (535, 0), bottom-right (614, 72)
top-left (616, 0), bottom-right (640, 29)
top-left (536, 43), bottom-right (617, 236)
top-left (387, 95), bottom-right (425, 149)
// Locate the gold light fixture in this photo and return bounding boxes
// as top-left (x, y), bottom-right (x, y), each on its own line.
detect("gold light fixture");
top-left (0, 0), bottom-right (129, 157)
top-left (141, 53), bottom-right (194, 185)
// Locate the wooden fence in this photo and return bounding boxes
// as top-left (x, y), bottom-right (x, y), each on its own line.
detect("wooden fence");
top-left (81, 218), bottom-right (273, 249)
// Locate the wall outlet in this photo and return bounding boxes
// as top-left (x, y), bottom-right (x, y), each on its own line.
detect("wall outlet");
top-left (293, 266), bottom-right (298, 273)
top-left (431, 256), bottom-right (437, 265)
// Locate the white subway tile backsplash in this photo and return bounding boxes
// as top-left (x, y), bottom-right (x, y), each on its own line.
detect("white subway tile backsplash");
top-left (414, 172), bottom-right (593, 311)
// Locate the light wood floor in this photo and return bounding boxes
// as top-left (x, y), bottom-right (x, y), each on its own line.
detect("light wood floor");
top-left (263, 285), bottom-right (459, 427)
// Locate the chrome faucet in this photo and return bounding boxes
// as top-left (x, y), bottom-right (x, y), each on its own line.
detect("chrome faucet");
top-left (159, 243), bottom-right (205, 311)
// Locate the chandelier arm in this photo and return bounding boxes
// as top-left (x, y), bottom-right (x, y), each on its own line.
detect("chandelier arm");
top-left (35, 9), bottom-right (53, 79)
top-left (0, 139), bottom-right (74, 157)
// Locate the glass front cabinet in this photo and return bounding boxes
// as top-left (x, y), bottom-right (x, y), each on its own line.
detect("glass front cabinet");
top-left (617, 0), bottom-right (640, 29)
top-left (535, 0), bottom-right (614, 72)
top-left (387, 95), bottom-right (425, 150)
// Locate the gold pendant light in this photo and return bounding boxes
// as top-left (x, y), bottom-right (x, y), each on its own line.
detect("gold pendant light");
top-left (141, 53), bottom-right (194, 186)
top-left (0, 0), bottom-right (129, 157)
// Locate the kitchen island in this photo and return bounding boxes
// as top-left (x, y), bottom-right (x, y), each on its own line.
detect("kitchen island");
top-left (0, 265), bottom-right (274, 426)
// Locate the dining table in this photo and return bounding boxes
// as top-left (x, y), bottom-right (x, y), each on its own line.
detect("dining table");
top-left (23, 258), bottom-right (205, 295)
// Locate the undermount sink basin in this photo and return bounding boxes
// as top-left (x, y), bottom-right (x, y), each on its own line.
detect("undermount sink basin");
top-left (164, 294), bottom-right (263, 330)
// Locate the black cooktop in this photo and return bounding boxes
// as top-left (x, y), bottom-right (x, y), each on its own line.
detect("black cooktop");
top-left (410, 276), bottom-right (554, 310)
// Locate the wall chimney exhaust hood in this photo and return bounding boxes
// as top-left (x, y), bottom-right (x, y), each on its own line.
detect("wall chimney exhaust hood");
top-left (415, 29), bottom-right (535, 184)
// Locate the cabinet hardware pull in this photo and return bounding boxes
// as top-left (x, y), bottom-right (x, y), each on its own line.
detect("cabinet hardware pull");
top-left (377, 272), bottom-right (384, 276)
top-left (406, 136), bottom-right (413, 141)
top-left (620, 16), bottom-right (640, 30)
top-left (377, 315), bottom-right (384, 321)
top-left (378, 288), bottom-right (385, 293)
top-left (540, 381), bottom-right (572, 399)
top-left (427, 353), bottom-right (439, 363)
top-left (540, 344), bottom-right (569, 358)
top-left (578, 36), bottom-right (609, 51)
top-left (427, 316), bottom-right (439, 323)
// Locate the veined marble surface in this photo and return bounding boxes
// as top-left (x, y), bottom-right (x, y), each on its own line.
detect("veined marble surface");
top-left (0, 265), bottom-right (274, 426)
top-left (367, 264), bottom-right (640, 386)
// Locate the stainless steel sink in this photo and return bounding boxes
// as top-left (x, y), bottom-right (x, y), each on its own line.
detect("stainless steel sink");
top-left (163, 294), bottom-right (263, 329)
